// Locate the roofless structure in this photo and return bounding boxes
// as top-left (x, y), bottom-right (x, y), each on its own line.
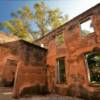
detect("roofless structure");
top-left (0, 3), bottom-right (100, 99)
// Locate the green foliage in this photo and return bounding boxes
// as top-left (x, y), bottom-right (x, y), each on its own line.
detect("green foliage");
top-left (81, 30), bottom-right (91, 36)
top-left (86, 51), bottom-right (100, 83)
top-left (0, 1), bottom-right (68, 42)
top-left (48, 9), bottom-right (68, 30)
top-left (56, 34), bottom-right (64, 45)
top-left (2, 18), bottom-right (33, 42)
top-left (33, 2), bottom-right (48, 36)
top-left (0, 23), bottom-right (4, 30)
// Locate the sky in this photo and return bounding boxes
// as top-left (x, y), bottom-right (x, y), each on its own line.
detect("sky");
top-left (0, 0), bottom-right (100, 31)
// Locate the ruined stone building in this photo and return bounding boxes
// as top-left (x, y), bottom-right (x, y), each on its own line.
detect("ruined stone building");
top-left (0, 39), bottom-right (47, 97)
top-left (0, 3), bottom-right (100, 99)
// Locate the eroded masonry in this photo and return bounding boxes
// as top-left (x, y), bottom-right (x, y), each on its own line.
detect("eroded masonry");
top-left (0, 3), bottom-right (100, 99)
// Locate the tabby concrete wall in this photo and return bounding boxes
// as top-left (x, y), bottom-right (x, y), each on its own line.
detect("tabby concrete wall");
top-left (0, 42), bottom-right (19, 86)
top-left (36, 4), bottom-right (100, 98)
top-left (0, 40), bottom-right (47, 97)
top-left (13, 41), bottom-right (47, 97)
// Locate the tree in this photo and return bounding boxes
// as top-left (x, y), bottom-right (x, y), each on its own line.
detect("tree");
top-left (81, 30), bottom-right (91, 36)
top-left (0, 1), bottom-right (68, 42)
top-left (33, 2), bottom-right (49, 36)
top-left (48, 8), bottom-right (68, 30)
top-left (0, 18), bottom-right (33, 42)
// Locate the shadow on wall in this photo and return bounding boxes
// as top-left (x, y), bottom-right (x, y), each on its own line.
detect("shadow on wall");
top-left (91, 91), bottom-right (100, 100)
top-left (67, 83), bottom-right (100, 100)
top-left (0, 76), bottom-right (15, 87)
top-left (67, 84), bottom-right (89, 100)
top-left (19, 84), bottom-right (48, 97)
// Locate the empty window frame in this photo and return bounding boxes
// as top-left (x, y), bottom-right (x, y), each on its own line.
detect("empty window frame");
top-left (55, 34), bottom-right (64, 46)
top-left (85, 51), bottom-right (100, 84)
top-left (80, 19), bottom-right (94, 36)
top-left (56, 57), bottom-right (66, 84)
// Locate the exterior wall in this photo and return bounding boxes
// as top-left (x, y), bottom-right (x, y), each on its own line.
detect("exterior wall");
top-left (13, 41), bottom-right (47, 97)
top-left (36, 4), bottom-right (100, 98)
top-left (0, 40), bottom-right (47, 97)
top-left (0, 42), bottom-right (19, 86)
top-left (0, 3), bottom-right (99, 99)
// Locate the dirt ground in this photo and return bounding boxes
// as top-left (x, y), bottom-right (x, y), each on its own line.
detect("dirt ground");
top-left (0, 93), bottom-right (84, 100)
top-left (0, 87), bottom-right (84, 100)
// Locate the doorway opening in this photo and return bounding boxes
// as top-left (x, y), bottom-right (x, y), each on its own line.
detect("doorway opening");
top-left (3, 72), bottom-right (15, 87)
top-left (3, 59), bottom-right (17, 87)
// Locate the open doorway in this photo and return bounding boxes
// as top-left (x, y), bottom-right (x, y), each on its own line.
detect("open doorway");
top-left (3, 59), bottom-right (17, 87)
top-left (85, 51), bottom-right (100, 84)
top-left (3, 72), bottom-right (15, 87)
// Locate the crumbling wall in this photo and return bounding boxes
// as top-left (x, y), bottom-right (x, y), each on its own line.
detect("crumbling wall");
top-left (0, 40), bottom-right (48, 97)
top-left (0, 42), bottom-right (19, 87)
top-left (35, 4), bottom-right (100, 99)
top-left (13, 41), bottom-right (47, 97)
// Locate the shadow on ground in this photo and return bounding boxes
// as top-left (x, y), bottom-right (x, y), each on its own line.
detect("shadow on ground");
top-left (0, 93), bottom-right (84, 100)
